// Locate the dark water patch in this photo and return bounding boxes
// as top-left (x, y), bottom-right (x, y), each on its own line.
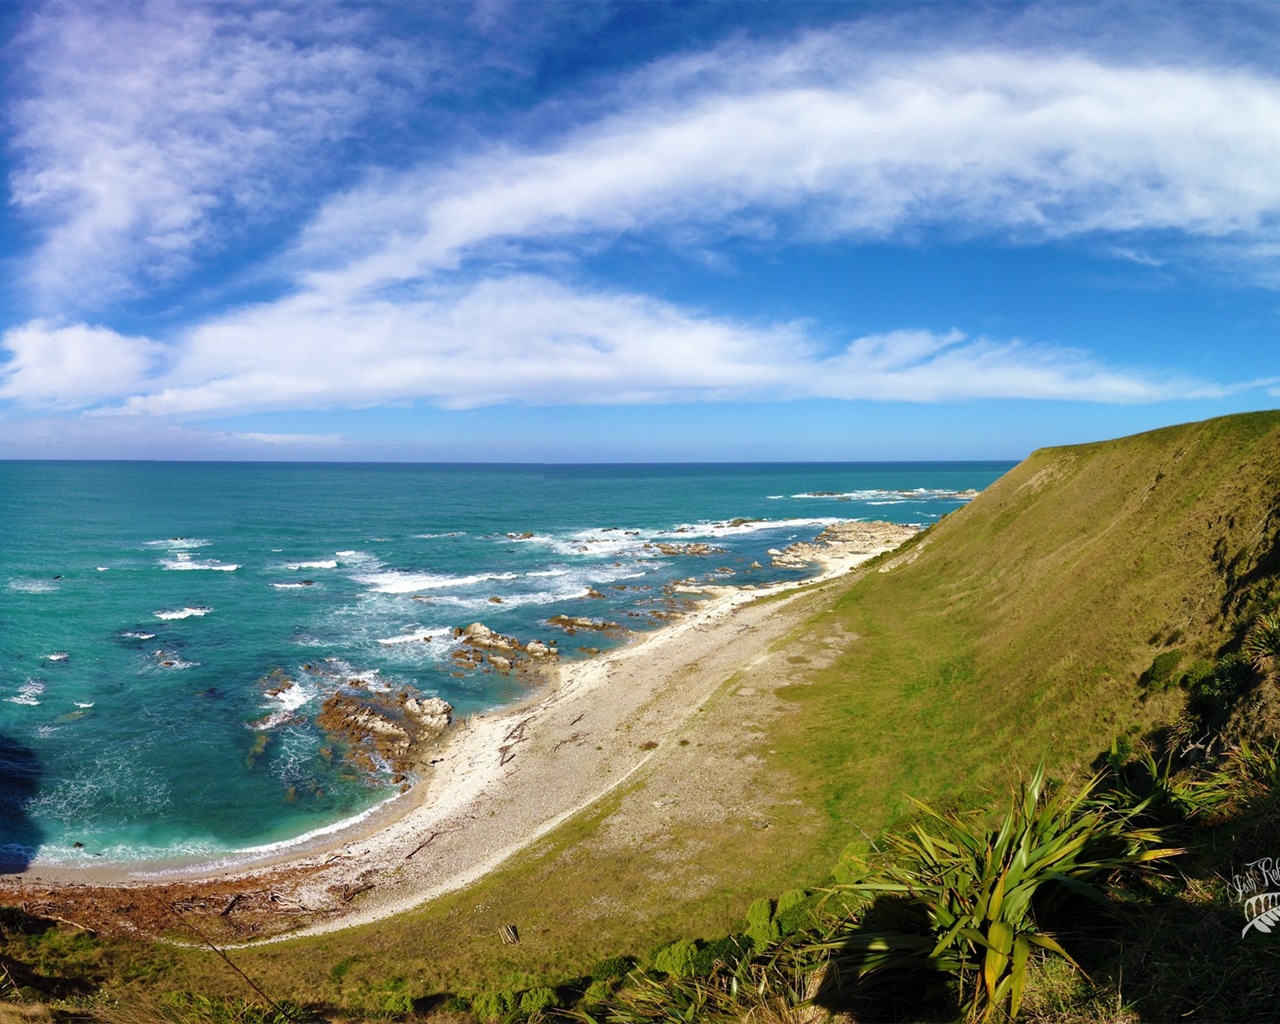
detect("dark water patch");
top-left (0, 735), bottom-right (44, 870)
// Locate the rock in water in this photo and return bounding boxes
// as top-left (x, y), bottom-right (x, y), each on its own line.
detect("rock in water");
top-left (316, 690), bottom-right (453, 783)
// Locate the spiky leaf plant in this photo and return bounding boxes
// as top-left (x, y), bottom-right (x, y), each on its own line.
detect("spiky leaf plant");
top-left (1243, 612), bottom-right (1280, 672)
top-left (569, 948), bottom-right (826, 1024)
top-left (815, 767), bottom-right (1181, 1022)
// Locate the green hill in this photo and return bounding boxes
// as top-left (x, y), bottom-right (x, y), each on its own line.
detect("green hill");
top-left (771, 409), bottom-right (1280, 845)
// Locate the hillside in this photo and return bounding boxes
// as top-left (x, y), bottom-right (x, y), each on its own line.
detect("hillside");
top-left (769, 409), bottom-right (1280, 845)
top-left (6, 410), bottom-right (1280, 1019)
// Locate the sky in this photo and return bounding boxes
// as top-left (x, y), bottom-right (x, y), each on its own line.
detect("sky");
top-left (0, 0), bottom-right (1278, 463)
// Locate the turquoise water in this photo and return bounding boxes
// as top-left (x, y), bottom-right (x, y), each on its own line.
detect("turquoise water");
top-left (0, 461), bottom-right (1012, 868)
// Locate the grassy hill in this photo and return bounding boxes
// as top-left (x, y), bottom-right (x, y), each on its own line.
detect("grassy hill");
top-left (7, 410), bottom-right (1280, 1020)
top-left (769, 409), bottom-right (1280, 850)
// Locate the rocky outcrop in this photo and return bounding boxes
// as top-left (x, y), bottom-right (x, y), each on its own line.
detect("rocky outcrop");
top-left (450, 622), bottom-right (560, 673)
top-left (547, 614), bottom-right (627, 636)
top-left (645, 541), bottom-right (724, 557)
top-left (316, 690), bottom-right (452, 786)
top-left (770, 520), bottom-right (919, 569)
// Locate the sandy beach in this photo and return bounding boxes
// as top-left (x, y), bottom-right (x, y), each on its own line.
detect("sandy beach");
top-left (0, 522), bottom-right (916, 943)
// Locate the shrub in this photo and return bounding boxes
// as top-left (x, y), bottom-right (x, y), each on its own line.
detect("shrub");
top-left (519, 986), bottom-right (559, 1016)
top-left (471, 989), bottom-right (518, 1022)
top-left (1244, 612), bottom-right (1280, 670)
top-left (690, 935), bottom-right (748, 976)
top-left (1187, 653), bottom-right (1258, 720)
top-left (1139, 649), bottom-right (1184, 692)
top-left (774, 888), bottom-right (819, 937)
top-left (652, 938), bottom-right (699, 978)
top-left (581, 979), bottom-right (614, 1005)
top-left (588, 955), bottom-right (632, 981)
top-left (744, 897), bottom-right (779, 950)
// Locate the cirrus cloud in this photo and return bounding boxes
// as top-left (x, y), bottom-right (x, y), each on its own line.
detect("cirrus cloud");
top-left (8, 0), bottom-right (418, 310)
top-left (293, 45), bottom-right (1280, 296)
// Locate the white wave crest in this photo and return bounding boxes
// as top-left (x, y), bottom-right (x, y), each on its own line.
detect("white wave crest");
top-left (355, 570), bottom-right (519, 594)
top-left (286, 560), bottom-right (337, 570)
top-left (8, 579), bottom-right (58, 593)
top-left (377, 627), bottom-right (450, 646)
top-left (162, 554), bottom-right (239, 571)
top-left (154, 607), bottom-right (212, 620)
top-left (6, 680), bottom-right (45, 706)
top-left (790, 487), bottom-right (979, 502)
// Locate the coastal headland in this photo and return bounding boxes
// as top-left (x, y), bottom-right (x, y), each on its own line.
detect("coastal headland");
top-left (0, 521), bottom-right (918, 943)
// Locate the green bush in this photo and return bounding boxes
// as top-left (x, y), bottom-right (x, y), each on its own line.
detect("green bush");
top-left (588, 954), bottom-right (632, 981)
top-left (1244, 612), bottom-right (1280, 669)
top-left (651, 937), bottom-right (699, 977)
top-left (1187, 653), bottom-right (1258, 720)
top-left (817, 766), bottom-right (1179, 1022)
top-left (1140, 649), bottom-right (1184, 692)
top-left (773, 888), bottom-right (819, 937)
top-left (581, 979), bottom-right (614, 1005)
top-left (471, 989), bottom-right (519, 1022)
top-left (519, 986), bottom-right (559, 1015)
top-left (744, 896), bottom-right (779, 949)
top-left (690, 934), bottom-right (748, 976)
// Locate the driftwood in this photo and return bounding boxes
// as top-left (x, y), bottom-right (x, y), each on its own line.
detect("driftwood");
top-left (339, 882), bottom-right (375, 903)
top-left (266, 891), bottom-right (310, 912)
top-left (499, 924), bottom-right (519, 945)
top-left (553, 731), bottom-right (585, 752)
top-left (219, 894), bottom-right (243, 917)
top-left (405, 831), bottom-right (439, 860)
top-left (46, 913), bottom-right (96, 936)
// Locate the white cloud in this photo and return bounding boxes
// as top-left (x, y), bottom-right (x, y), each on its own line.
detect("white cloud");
top-left (231, 431), bottom-right (344, 446)
top-left (0, 275), bottom-right (1202, 418)
top-left (0, 321), bottom-right (164, 408)
top-left (293, 46), bottom-right (1280, 296)
top-left (9, 0), bottom-right (411, 310)
top-left (3, 20), bottom-right (1267, 432)
top-left (810, 330), bottom-right (1225, 403)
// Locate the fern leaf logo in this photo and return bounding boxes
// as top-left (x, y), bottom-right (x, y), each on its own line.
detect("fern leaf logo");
top-left (1242, 892), bottom-right (1280, 937)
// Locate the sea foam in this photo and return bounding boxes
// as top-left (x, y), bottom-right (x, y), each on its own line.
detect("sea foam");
top-left (154, 607), bottom-right (212, 620)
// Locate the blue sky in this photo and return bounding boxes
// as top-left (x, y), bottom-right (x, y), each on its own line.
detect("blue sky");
top-left (1, 0), bottom-right (1278, 462)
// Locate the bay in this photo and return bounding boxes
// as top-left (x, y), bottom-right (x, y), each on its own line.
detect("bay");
top-left (0, 460), bottom-right (1012, 866)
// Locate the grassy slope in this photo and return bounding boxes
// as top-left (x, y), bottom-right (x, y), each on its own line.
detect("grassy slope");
top-left (770, 410), bottom-right (1280, 852)
top-left (32, 411), bottom-right (1280, 1011)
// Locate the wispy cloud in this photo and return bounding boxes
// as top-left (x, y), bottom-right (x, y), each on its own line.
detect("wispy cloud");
top-left (293, 44), bottom-right (1280, 296)
top-left (0, 276), bottom-right (1232, 416)
top-left (2, 13), bottom-right (1271, 435)
top-left (8, 0), bottom-right (416, 311)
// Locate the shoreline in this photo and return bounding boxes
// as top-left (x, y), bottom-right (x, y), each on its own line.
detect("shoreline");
top-left (0, 521), bottom-right (918, 941)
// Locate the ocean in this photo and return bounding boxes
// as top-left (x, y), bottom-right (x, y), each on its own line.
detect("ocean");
top-left (0, 460), bottom-right (1012, 869)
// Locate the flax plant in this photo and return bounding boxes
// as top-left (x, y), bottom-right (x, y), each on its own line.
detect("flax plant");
top-left (1243, 612), bottom-right (1280, 672)
top-left (815, 767), bottom-right (1181, 1022)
